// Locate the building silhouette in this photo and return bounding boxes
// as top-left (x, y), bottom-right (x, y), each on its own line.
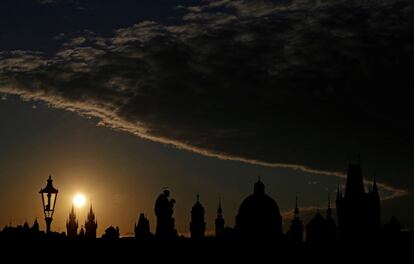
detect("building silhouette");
top-left (155, 189), bottom-right (177, 240)
top-left (235, 179), bottom-right (283, 240)
top-left (102, 226), bottom-right (120, 240)
top-left (336, 163), bottom-right (380, 238)
top-left (85, 205), bottom-right (98, 239)
top-left (306, 209), bottom-right (326, 244)
top-left (66, 205), bottom-right (78, 239)
top-left (190, 195), bottom-right (206, 240)
top-left (287, 196), bottom-right (303, 244)
top-left (306, 197), bottom-right (338, 244)
top-left (325, 196), bottom-right (337, 241)
top-left (135, 213), bottom-right (152, 240)
top-left (215, 198), bottom-right (225, 238)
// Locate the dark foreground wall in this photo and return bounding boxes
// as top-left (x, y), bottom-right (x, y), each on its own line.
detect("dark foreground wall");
top-left (0, 236), bottom-right (413, 262)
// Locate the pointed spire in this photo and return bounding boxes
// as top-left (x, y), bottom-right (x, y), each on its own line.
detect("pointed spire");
top-left (373, 175), bottom-right (378, 191)
top-left (216, 196), bottom-right (223, 217)
top-left (327, 193), bottom-right (332, 218)
top-left (218, 196), bottom-right (222, 214)
top-left (196, 194), bottom-right (200, 203)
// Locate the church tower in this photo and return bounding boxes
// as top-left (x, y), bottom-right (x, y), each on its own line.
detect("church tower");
top-left (288, 195), bottom-right (303, 243)
top-left (215, 198), bottom-right (225, 238)
top-left (85, 205), bottom-right (98, 239)
top-left (66, 205), bottom-right (78, 239)
top-left (190, 194), bottom-right (206, 240)
top-left (336, 162), bottom-right (381, 237)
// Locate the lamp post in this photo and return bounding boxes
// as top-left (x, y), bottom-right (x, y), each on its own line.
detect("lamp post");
top-left (39, 175), bottom-right (58, 233)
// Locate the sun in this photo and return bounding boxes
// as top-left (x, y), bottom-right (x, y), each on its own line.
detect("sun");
top-left (73, 193), bottom-right (86, 208)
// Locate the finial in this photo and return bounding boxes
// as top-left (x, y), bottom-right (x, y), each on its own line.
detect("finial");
top-left (196, 194), bottom-right (200, 202)
top-left (294, 194), bottom-right (299, 217)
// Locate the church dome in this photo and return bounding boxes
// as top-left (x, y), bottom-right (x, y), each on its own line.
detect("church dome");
top-left (235, 180), bottom-right (282, 240)
top-left (191, 195), bottom-right (205, 214)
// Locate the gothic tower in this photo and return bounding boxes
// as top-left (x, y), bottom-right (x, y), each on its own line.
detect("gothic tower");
top-left (336, 163), bottom-right (381, 237)
top-left (288, 195), bottom-right (303, 243)
top-left (215, 198), bottom-right (225, 238)
top-left (85, 205), bottom-right (97, 239)
top-left (66, 205), bottom-right (78, 239)
top-left (190, 194), bottom-right (206, 240)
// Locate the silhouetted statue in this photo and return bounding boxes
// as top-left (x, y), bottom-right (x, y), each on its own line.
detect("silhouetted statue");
top-left (66, 205), bottom-right (78, 239)
top-left (85, 205), bottom-right (98, 239)
top-left (155, 189), bottom-right (177, 239)
top-left (78, 226), bottom-right (85, 239)
top-left (31, 219), bottom-right (39, 232)
top-left (235, 179), bottom-right (283, 241)
top-left (135, 213), bottom-right (153, 240)
top-left (190, 194), bottom-right (206, 240)
top-left (336, 163), bottom-right (380, 238)
top-left (215, 198), bottom-right (225, 239)
top-left (287, 195), bottom-right (303, 244)
top-left (102, 226), bottom-right (120, 240)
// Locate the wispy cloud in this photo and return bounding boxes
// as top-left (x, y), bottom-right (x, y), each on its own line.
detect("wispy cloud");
top-left (1, 0), bottom-right (412, 200)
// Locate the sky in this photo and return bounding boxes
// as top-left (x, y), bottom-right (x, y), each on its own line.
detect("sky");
top-left (0, 0), bottom-right (413, 236)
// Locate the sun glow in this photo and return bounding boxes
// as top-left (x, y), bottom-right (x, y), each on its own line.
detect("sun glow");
top-left (73, 193), bottom-right (86, 208)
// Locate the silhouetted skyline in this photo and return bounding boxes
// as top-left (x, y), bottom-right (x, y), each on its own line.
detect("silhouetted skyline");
top-left (0, 163), bottom-right (409, 243)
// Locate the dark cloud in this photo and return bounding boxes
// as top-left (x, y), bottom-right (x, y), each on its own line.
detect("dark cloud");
top-left (1, 0), bottom-right (414, 196)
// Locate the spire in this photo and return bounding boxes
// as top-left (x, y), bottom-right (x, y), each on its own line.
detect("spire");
top-left (373, 175), bottom-right (378, 193)
top-left (196, 194), bottom-right (200, 203)
top-left (217, 197), bottom-right (222, 215)
top-left (294, 194), bottom-right (299, 218)
top-left (327, 193), bottom-right (332, 218)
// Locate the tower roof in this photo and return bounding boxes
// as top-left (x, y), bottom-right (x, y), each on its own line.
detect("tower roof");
top-left (217, 197), bottom-right (223, 214)
top-left (345, 164), bottom-right (365, 199)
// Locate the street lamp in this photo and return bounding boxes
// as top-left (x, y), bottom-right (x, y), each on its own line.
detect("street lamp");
top-left (39, 175), bottom-right (58, 233)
